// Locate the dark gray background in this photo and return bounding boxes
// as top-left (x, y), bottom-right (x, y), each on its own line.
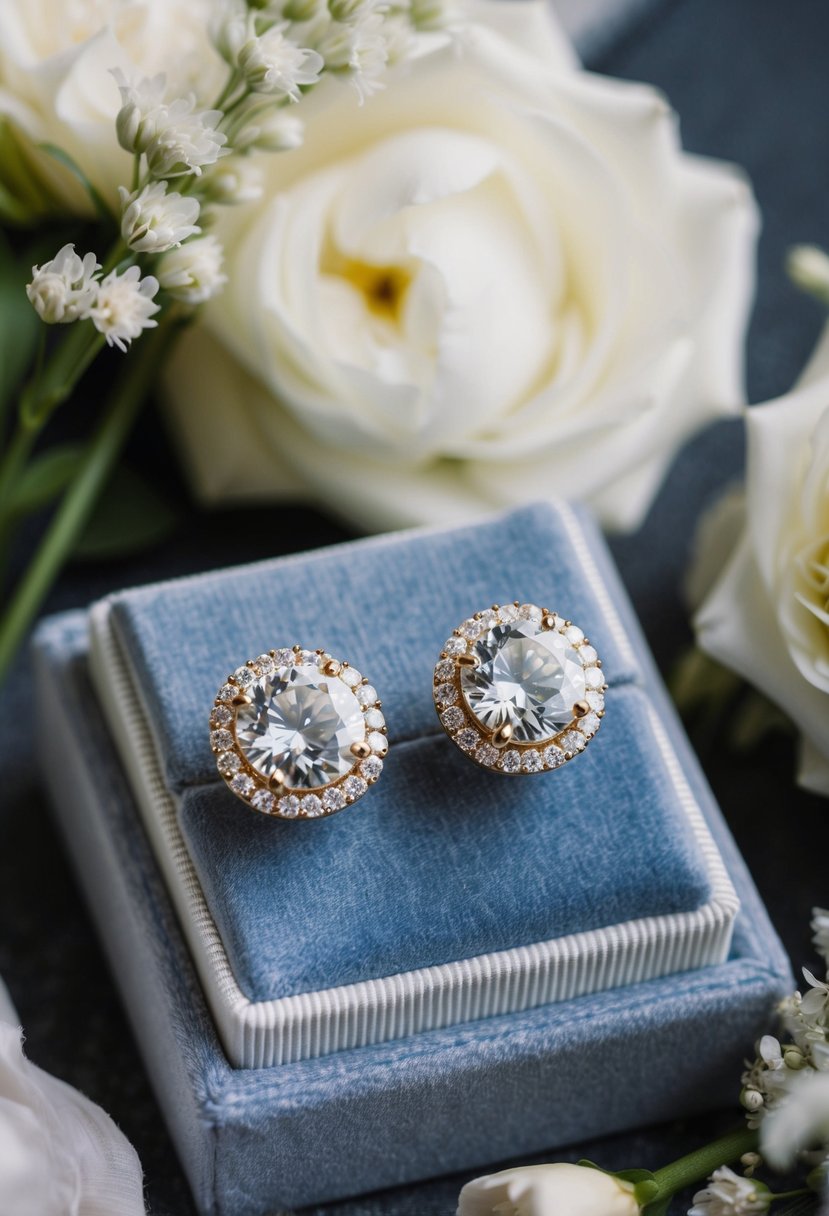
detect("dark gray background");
top-left (2, 1), bottom-right (828, 1211)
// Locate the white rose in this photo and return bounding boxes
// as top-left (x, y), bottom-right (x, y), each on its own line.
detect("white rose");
top-left (0, 977), bottom-right (145, 1215)
top-left (163, 0), bottom-right (757, 533)
top-left (457, 1162), bottom-right (639, 1216)
top-left (0, 0), bottom-right (225, 214)
top-left (695, 322), bottom-right (829, 797)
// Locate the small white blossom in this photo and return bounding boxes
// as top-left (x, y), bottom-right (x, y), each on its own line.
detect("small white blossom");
top-left (119, 181), bottom-right (201, 254)
top-left (235, 109), bottom-right (304, 153)
top-left (113, 70), bottom-right (227, 176)
top-left (26, 244), bottom-right (100, 324)
top-left (315, 13), bottom-right (389, 101)
top-left (688, 1166), bottom-right (771, 1214)
top-left (112, 69), bottom-right (167, 153)
top-left (238, 25), bottom-right (324, 99)
top-left (203, 158), bottom-right (264, 205)
top-left (788, 245), bottom-right (829, 306)
top-left (89, 266), bottom-right (160, 352)
top-left (813, 908), bottom-right (829, 969)
top-left (763, 1070), bottom-right (829, 1171)
top-left (157, 235), bottom-right (227, 304)
top-left (741, 1035), bottom-right (793, 1127)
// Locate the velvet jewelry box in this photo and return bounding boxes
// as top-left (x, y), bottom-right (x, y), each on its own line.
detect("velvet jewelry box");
top-left (33, 503), bottom-right (791, 1215)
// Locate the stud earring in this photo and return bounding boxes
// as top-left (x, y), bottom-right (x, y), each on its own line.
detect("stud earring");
top-left (433, 603), bottom-right (606, 773)
top-left (211, 647), bottom-right (387, 818)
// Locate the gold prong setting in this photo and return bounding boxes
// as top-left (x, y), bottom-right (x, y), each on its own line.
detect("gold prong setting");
top-left (433, 602), bottom-right (607, 774)
top-left (211, 647), bottom-right (388, 819)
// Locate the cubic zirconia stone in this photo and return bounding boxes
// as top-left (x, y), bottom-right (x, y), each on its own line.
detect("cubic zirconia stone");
top-left (364, 708), bottom-right (385, 730)
top-left (519, 604), bottom-right (542, 621)
top-left (356, 684), bottom-right (377, 707)
top-left (580, 712), bottom-right (601, 737)
top-left (441, 707), bottom-right (465, 731)
top-left (368, 731), bottom-right (388, 755)
top-left (586, 690), bottom-right (605, 712)
top-left (580, 645), bottom-right (598, 665)
top-left (498, 604), bottom-right (519, 623)
top-left (585, 667), bottom-right (604, 690)
top-left (543, 745), bottom-right (565, 769)
top-left (231, 773), bottom-right (254, 797)
top-left (564, 625), bottom-right (584, 645)
top-left (210, 705), bottom-right (232, 727)
top-left (340, 667), bottom-right (362, 687)
top-left (235, 663), bottom-right (366, 789)
top-left (272, 648), bottom-right (293, 667)
top-left (278, 794), bottom-right (300, 817)
top-left (435, 682), bottom-right (457, 706)
top-left (444, 636), bottom-right (467, 656)
top-left (217, 752), bottom-right (241, 777)
top-left (251, 790), bottom-right (275, 814)
top-left (461, 619), bottom-right (587, 743)
top-left (361, 756), bottom-right (383, 781)
top-left (301, 794), bottom-right (323, 817)
top-left (217, 683), bottom-right (236, 703)
top-left (521, 749), bottom-right (543, 772)
top-left (211, 728), bottom-right (233, 752)
top-left (233, 666), bottom-right (256, 689)
top-left (255, 654), bottom-right (274, 674)
top-left (457, 728), bottom-right (479, 751)
top-left (299, 649), bottom-right (317, 664)
top-left (500, 749), bottom-right (521, 773)
top-left (476, 743), bottom-right (499, 766)
top-left (460, 617), bottom-right (482, 640)
top-left (322, 787), bottom-right (346, 813)
top-left (435, 659), bottom-right (455, 682)
top-left (343, 775), bottom-right (367, 801)
top-left (561, 730), bottom-right (586, 754)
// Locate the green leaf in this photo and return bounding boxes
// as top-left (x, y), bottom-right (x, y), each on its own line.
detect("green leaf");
top-left (38, 143), bottom-right (114, 223)
top-left (7, 443), bottom-right (85, 515)
top-left (73, 464), bottom-right (178, 560)
top-left (0, 229), bottom-right (41, 412)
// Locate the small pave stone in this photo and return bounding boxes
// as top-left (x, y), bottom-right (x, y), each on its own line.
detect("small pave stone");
top-left (561, 730), bottom-right (586, 753)
top-left (580, 645), bottom-right (598, 665)
top-left (230, 773), bottom-right (255, 797)
top-left (476, 743), bottom-right (499, 766)
top-left (435, 659), bottom-right (455, 682)
top-left (564, 625), bottom-right (584, 645)
top-left (217, 683), bottom-right (236, 703)
top-left (500, 749), bottom-right (521, 773)
top-left (301, 794), bottom-right (324, 817)
top-left (457, 728), bottom-right (479, 751)
top-left (368, 731), bottom-right (388, 755)
top-left (441, 707), bottom-right (465, 731)
top-left (322, 787), bottom-right (346, 813)
top-left (343, 775), bottom-right (368, 802)
top-left (519, 604), bottom-right (542, 621)
top-left (580, 712), bottom-right (601, 737)
top-left (498, 604), bottom-right (519, 623)
top-left (356, 684), bottom-right (377, 707)
top-left (211, 728), bottom-right (233, 752)
top-left (478, 609), bottom-right (499, 630)
top-left (272, 648), bottom-right (293, 667)
top-left (340, 667), bottom-right (362, 687)
top-left (543, 745), bottom-right (565, 769)
top-left (460, 617), bottom-right (482, 640)
top-left (586, 690), bottom-right (605, 712)
top-left (361, 756), bottom-right (383, 781)
top-left (278, 794), bottom-right (301, 817)
top-left (435, 682), bottom-right (457, 706)
top-left (364, 708), bottom-right (385, 730)
top-left (210, 705), bottom-right (232, 727)
top-left (444, 636), bottom-right (467, 656)
top-left (585, 667), bottom-right (605, 689)
top-left (217, 752), bottom-right (241, 777)
top-left (233, 666), bottom-right (256, 689)
top-left (521, 749), bottom-right (543, 772)
top-left (255, 654), bottom-right (274, 674)
top-left (251, 790), bottom-right (275, 814)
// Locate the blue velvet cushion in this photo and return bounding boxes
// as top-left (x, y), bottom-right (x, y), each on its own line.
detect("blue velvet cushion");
top-left (105, 503), bottom-right (712, 1002)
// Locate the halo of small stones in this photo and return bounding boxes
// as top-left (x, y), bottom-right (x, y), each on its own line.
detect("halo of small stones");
top-left (210, 647), bottom-right (387, 820)
top-left (434, 603), bottom-right (607, 774)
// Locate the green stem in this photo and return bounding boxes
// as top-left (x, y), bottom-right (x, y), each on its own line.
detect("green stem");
top-left (0, 319), bottom-right (177, 688)
top-left (650, 1126), bottom-right (758, 1202)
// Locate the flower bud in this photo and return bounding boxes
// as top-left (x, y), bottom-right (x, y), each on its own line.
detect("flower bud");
top-left (119, 181), bottom-right (201, 253)
top-left (741, 1087), bottom-right (765, 1113)
top-left (783, 1046), bottom-right (807, 1070)
top-left (157, 235), bottom-right (227, 305)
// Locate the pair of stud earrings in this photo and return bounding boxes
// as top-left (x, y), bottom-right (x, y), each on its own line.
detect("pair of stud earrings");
top-left (209, 601), bottom-right (607, 821)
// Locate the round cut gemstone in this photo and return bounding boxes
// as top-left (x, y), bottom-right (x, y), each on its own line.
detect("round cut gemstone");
top-left (461, 620), bottom-right (586, 743)
top-left (235, 663), bottom-right (365, 789)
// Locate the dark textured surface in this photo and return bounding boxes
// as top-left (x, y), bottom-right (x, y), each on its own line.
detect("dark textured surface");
top-left (1, 1), bottom-right (829, 1213)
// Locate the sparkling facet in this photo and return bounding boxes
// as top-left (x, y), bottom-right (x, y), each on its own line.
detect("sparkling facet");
top-left (444, 636), bottom-right (467, 656)
top-left (278, 794), bottom-right (300, 817)
top-left (478, 609), bottom-right (499, 630)
top-left (498, 604), bottom-right (519, 623)
top-left (368, 731), bottom-right (388, 755)
top-left (231, 773), bottom-right (254, 797)
top-left (233, 666), bottom-right (256, 689)
top-left (435, 683), bottom-right (457, 706)
top-left (364, 708), bottom-right (385, 730)
top-left (210, 705), bottom-right (232, 727)
top-left (217, 752), bottom-right (241, 777)
top-left (435, 659), bottom-right (455, 682)
top-left (255, 654), bottom-right (274, 674)
top-left (543, 745), bottom-right (565, 769)
top-left (500, 749), bottom-right (521, 773)
top-left (361, 756), bottom-right (383, 781)
top-left (217, 683), bottom-right (236, 703)
top-left (460, 617), bottom-right (482, 639)
top-left (441, 707), bottom-right (465, 731)
top-left (521, 749), bottom-right (543, 772)
top-left (235, 664), bottom-right (365, 789)
top-left (476, 743), bottom-right (499, 766)
top-left (356, 684), bottom-right (377, 707)
top-left (461, 620), bottom-right (587, 743)
top-left (211, 728), bottom-right (233, 752)
top-left (251, 790), bottom-right (275, 814)
top-left (561, 730), bottom-right (586, 754)
top-left (272, 648), bottom-right (293, 667)
top-left (519, 604), bottom-right (542, 621)
top-left (301, 794), bottom-right (324, 817)
top-left (457, 728), bottom-right (479, 751)
top-left (322, 787), bottom-right (346, 812)
top-left (343, 775), bottom-right (368, 802)
top-left (340, 666), bottom-right (362, 687)
top-left (585, 667), bottom-right (604, 690)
